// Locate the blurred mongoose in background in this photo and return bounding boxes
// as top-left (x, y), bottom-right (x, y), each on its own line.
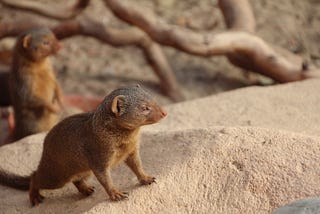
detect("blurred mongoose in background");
top-left (10, 27), bottom-right (63, 142)
top-left (0, 85), bottom-right (167, 206)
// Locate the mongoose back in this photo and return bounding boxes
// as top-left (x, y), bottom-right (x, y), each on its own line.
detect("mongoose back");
top-left (0, 85), bottom-right (167, 206)
top-left (10, 27), bottom-right (63, 141)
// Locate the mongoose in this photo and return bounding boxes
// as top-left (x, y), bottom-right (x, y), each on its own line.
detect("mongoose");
top-left (10, 27), bottom-right (63, 142)
top-left (0, 85), bottom-right (167, 206)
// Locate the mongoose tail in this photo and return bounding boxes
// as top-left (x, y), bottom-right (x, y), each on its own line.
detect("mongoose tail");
top-left (0, 170), bottom-right (30, 190)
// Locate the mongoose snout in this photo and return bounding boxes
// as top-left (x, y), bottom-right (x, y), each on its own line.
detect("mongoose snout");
top-left (148, 104), bottom-right (167, 123)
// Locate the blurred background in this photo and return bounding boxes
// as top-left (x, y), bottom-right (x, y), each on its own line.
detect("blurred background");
top-left (0, 0), bottom-right (319, 104)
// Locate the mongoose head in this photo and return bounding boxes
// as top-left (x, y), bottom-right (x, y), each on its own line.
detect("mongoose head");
top-left (102, 85), bottom-right (167, 130)
top-left (16, 27), bottom-right (62, 62)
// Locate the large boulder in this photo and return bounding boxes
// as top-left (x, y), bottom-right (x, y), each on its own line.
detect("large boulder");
top-left (0, 127), bottom-right (319, 214)
top-left (148, 79), bottom-right (320, 136)
top-left (272, 197), bottom-right (320, 214)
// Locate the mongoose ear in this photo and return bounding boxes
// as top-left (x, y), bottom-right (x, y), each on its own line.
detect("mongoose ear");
top-left (136, 84), bottom-right (141, 88)
top-left (111, 95), bottom-right (125, 117)
top-left (22, 35), bottom-right (32, 48)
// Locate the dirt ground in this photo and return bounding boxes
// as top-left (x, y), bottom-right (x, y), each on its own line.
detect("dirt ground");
top-left (0, 0), bottom-right (319, 105)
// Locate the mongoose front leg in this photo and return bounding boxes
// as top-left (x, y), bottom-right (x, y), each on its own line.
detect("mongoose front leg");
top-left (125, 149), bottom-right (156, 185)
top-left (24, 98), bottom-right (60, 113)
top-left (45, 102), bottom-right (60, 113)
top-left (92, 167), bottom-right (128, 201)
top-left (54, 82), bottom-right (64, 108)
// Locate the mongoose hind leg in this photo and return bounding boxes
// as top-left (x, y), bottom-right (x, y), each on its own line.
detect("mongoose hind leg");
top-left (29, 171), bottom-right (68, 206)
top-left (72, 172), bottom-right (95, 196)
top-left (73, 174), bottom-right (95, 196)
top-left (29, 188), bottom-right (44, 206)
top-left (73, 180), bottom-right (95, 196)
top-left (125, 150), bottom-right (156, 185)
top-left (29, 173), bottom-right (45, 206)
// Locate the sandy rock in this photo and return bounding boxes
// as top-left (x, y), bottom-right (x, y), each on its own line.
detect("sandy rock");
top-left (148, 79), bottom-right (320, 136)
top-left (0, 127), bottom-right (319, 213)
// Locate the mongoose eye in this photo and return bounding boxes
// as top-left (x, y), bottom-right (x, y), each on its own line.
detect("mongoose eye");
top-left (43, 40), bottom-right (50, 45)
top-left (141, 105), bottom-right (151, 112)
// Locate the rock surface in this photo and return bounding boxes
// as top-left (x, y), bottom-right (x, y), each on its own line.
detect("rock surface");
top-left (1, 80), bottom-right (320, 213)
top-left (272, 198), bottom-right (320, 214)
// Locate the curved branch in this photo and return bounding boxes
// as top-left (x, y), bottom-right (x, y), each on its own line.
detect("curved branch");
top-left (0, 0), bottom-right (90, 20)
top-left (218, 0), bottom-right (255, 32)
top-left (0, 21), bottom-right (41, 39)
top-left (218, 0), bottom-right (262, 77)
top-left (103, 0), bottom-right (318, 82)
top-left (0, 20), bottom-right (183, 101)
top-left (217, 0), bottom-right (313, 81)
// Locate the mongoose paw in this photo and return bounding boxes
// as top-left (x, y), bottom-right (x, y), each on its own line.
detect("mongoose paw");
top-left (51, 104), bottom-right (61, 113)
top-left (109, 189), bottom-right (129, 201)
top-left (47, 103), bottom-right (60, 113)
top-left (81, 186), bottom-right (96, 196)
top-left (140, 176), bottom-right (156, 185)
top-left (30, 193), bottom-right (45, 206)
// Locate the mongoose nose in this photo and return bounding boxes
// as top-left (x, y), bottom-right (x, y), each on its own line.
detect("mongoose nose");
top-left (54, 42), bottom-right (63, 52)
top-left (161, 110), bottom-right (167, 118)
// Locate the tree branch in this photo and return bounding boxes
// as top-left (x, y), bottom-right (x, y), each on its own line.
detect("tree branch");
top-left (0, 21), bottom-right (41, 39)
top-left (0, 0), bottom-right (90, 20)
top-left (218, 0), bottom-right (255, 32)
top-left (103, 0), bottom-right (318, 82)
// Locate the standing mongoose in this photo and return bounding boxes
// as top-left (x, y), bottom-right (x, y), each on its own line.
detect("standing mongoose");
top-left (0, 85), bottom-right (167, 206)
top-left (10, 27), bottom-right (63, 141)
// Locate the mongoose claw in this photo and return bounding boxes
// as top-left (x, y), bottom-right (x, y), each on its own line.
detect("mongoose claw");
top-left (31, 193), bottom-right (45, 206)
top-left (109, 189), bottom-right (129, 201)
top-left (140, 176), bottom-right (156, 185)
top-left (83, 186), bottom-right (95, 196)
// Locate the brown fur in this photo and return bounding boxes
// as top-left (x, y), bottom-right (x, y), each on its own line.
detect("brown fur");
top-left (0, 86), bottom-right (167, 206)
top-left (10, 27), bottom-right (63, 141)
